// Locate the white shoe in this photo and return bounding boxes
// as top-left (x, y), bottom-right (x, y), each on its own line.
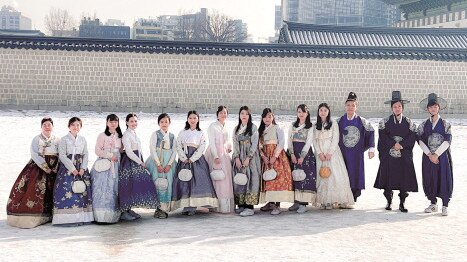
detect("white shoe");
top-left (339, 203), bottom-right (355, 209)
top-left (270, 206), bottom-right (281, 215)
top-left (441, 206), bottom-right (448, 216)
top-left (120, 212), bottom-right (136, 221)
top-left (239, 208), bottom-right (254, 217)
top-left (296, 205), bottom-right (308, 214)
top-left (424, 204), bottom-right (438, 213)
top-left (288, 203), bottom-right (300, 211)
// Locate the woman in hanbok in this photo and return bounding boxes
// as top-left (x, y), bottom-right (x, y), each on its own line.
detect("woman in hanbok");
top-left (146, 113), bottom-right (177, 218)
top-left (52, 117), bottom-right (93, 226)
top-left (258, 108), bottom-right (293, 215)
top-left (171, 110), bottom-right (219, 216)
top-left (7, 117), bottom-right (60, 228)
top-left (417, 93), bottom-right (453, 216)
top-left (205, 106), bottom-right (234, 213)
top-left (338, 92), bottom-right (375, 205)
top-left (288, 104), bottom-right (317, 214)
top-left (232, 106), bottom-right (261, 217)
top-left (90, 114), bottom-right (122, 223)
top-left (314, 103), bottom-right (354, 209)
top-left (374, 91), bottom-right (418, 213)
top-left (119, 113), bottom-right (164, 220)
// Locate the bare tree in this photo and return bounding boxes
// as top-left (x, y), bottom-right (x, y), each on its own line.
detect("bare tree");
top-left (44, 8), bottom-right (77, 36)
top-left (201, 11), bottom-right (248, 43)
top-left (176, 10), bottom-right (247, 42)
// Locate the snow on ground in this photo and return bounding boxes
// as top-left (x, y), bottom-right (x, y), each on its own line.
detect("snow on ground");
top-left (0, 110), bottom-right (466, 261)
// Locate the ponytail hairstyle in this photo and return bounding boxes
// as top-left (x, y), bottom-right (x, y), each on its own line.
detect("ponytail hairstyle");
top-left (184, 110), bottom-right (201, 131)
top-left (105, 114), bottom-right (123, 138)
top-left (234, 106), bottom-right (253, 136)
top-left (258, 108), bottom-right (276, 137)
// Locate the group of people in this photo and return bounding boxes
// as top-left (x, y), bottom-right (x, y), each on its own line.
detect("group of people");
top-left (6, 91), bottom-right (454, 228)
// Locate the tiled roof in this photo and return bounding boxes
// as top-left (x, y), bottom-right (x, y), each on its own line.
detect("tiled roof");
top-left (1, 26), bottom-right (467, 62)
top-left (279, 21), bottom-right (467, 49)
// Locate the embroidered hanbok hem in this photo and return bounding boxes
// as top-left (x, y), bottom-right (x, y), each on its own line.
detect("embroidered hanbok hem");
top-left (52, 154), bottom-right (93, 225)
top-left (91, 159), bottom-right (120, 223)
top-left (170, 146), bottom-right (218, 210)
top-left (7, 155), bottom-right (58, 228)
top-left (118, 150), bottom-right (160, 211)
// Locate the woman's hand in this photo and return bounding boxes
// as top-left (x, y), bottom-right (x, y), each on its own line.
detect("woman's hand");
top-left (319, 153), bottom-right (326, 162)
top-left (163, 165), bottom-right (171, 173)
top-left (235, 158), bottom-right (242, 169)
top-left (242, 157), bottom-right (250, 168)
top-left (297, 157), bottom-right (304, 165)
top-left (269, 156), bottom-right (277, 165)
top-left (291, 154), bottom-right (297, 164)
top-left (157, 165), bottom-right (164, 173)
top-left (78, 168), bottom-right (85, 176)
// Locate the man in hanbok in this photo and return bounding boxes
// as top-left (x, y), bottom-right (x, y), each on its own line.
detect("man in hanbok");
top-left (338, 92), bottom-right (375, 206)
top-left (374, 91), bottom-right (418, 213)
top-left (417, 93), bottom-right (453, 216)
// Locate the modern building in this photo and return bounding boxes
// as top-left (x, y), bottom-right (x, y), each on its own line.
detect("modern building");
top-left (0, 5), bottom-right (32, 30)
top-left (51, 28), bottom-right (79, 37)
top-left (232, 19), bottom-right (248, 42)
top-left (0, 29), bottom-right (44, 36)
top-left (384, 0), bottom-right (467, 28)
top-left (281, 0), bottom-right (399, 27)
top-left (176, 8), bottom-right (209, 41)
top-left (79, 18), bottom-right (130, 39)
top-left (133, 17), bottom-right (176, 41)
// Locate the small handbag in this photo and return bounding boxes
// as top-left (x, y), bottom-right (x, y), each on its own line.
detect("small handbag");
top-left (210, 168), bottom-right (225, 181)
top-left (71, 175), bottom-right (86, 194)
top-left (233, 167), bottom-right (248, 185)
top-left (292, 165), bottom-right (306, 181)
top-left (319, 162), bottom-right (331, 179)
top-left (178, 162), bottom-right (193, 182)
top-left (262, 167), bottom-right (277, 181)
top-left (94, 158), bottom-right (112, 172)
top-left (155, 177), bottom-right (169, 191)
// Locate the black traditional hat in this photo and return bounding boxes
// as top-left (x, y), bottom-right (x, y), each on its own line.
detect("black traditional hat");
top-left (419, 93), bottom-right (447, 110)
top-left (384, 91), bottom-right (410, 105)
top-left (346, 92), bottom-right (357, 103)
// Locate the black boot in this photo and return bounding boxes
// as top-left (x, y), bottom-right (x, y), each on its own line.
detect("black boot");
top-left (384, 190), bottom-right (393, 210)
top-left (399, 191), bottom-right (408, 213)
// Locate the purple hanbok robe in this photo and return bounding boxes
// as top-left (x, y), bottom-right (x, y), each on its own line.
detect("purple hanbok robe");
top-left (374, 115), bottom-right (418, 192)
top-left (417, 117), bottom-right (453, 203)
top-left (338, 115), bottom-right (375, 191)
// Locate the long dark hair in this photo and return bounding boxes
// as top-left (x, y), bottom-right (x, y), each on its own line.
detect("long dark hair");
top-left (104, 114), bottom-right (123, 138)
top-left (316, 103), bottom-right (332, 130)
top-left (258, 108), bottom-right (276, 137)
top-left (125, 113), bottom-right (137, 129)
top-left (293, 104), bottom-right (313, 129)
top-left (216, 105), bottom-right (228, 119)
top-left (234, 106), bottom-right (253, 136)
top-left (184, 110), bottom-right (201, 131)
top-left (68, 117), bottom-right (82, 127)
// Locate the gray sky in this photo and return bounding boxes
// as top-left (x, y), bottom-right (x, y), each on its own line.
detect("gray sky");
top-left (2, 0), bottom-right (282, 42)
